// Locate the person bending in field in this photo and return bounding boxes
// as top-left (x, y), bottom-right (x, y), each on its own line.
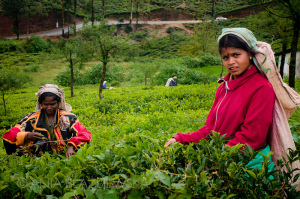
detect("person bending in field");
top-left (164, 28), bottom-right (276, 171)
top-left (169, 76), bottom-right (178, 86)
top-left (103, 81), bottom-right (114, 90)
top-left (3, 84), bottom-right (91, 157)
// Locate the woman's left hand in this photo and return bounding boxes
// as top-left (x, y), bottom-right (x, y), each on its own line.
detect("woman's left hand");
top-left (65, 144), bottom-right (75, 157)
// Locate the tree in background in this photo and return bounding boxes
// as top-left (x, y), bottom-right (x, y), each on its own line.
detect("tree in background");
top-left (73, 0), bottom-right (77, 36)
top-left (130, 0), bottom-right (134, 24)
top-left (101, 0), bottom-right (105, 19)
top-left (0, 0), bottom-right (26, 39)
top-left (62, 0), bottom-right (65, 37)
top-left (251, 0), bottom-right (300, 88)
top-left (135, 0), bottom-right (150, 31)
top-left (84, 0), bottom-right (95, 25)
top-left (81, 21), bottom-right (128, 98)
top-left (178, 22), bottom-right (218, 57)
top-left (23, 0), bottom-right (47, 38)
top-left (211, 0), bottom-right (217, 18)
top-left (64, 0), bottom-right (74, 38)
top-left (137, 63), bottom-right (159, 86)
top-left (56, 37), bottom-right (91, 97)
top-left (196, 0), bottom-right (208, 18)
top-left (254, 11), bottom-right (293, 78)
top-left (91, 0), bottom-right (94, 25)
top-left (0, 68), bottom-right (29, 115)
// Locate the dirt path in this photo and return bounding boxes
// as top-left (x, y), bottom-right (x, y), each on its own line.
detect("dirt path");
top-left (5, 20), bottom-right (203, 39)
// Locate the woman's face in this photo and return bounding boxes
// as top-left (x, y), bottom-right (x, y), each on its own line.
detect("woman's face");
top-left (221, 47), bottom-right (251, 79)
top-left (41, 96), bottom-right (59, 117)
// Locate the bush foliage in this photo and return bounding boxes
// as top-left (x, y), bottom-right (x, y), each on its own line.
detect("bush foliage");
top-left (0, 39), bottom-right (25, 53)
top-left (25, 35), bottom-right (51, 53)
top-left (0, 85), bottom-right (299, 198)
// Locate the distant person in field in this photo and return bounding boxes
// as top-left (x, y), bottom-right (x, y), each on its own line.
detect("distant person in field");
top-left (2, 84), bottom-right (91, 157)
top-left (164, 28), bottom-right (276, 172)
top-left (169, 76), bottom-right (178, 86)
top-left (165, 76), bottom-right (178, 87)
top-left (103, 81), bottom-right (114, 90)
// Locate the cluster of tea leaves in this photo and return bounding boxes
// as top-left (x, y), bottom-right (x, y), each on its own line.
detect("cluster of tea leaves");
top-left (0, 84), bottom-right (299, 198)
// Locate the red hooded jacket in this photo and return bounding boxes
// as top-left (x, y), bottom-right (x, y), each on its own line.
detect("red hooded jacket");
top-left (174, 66), bottom-right (275, 150)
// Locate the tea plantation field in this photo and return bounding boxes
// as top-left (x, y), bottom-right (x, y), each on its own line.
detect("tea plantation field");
top-left (1, 83), bottom-right (300, 198)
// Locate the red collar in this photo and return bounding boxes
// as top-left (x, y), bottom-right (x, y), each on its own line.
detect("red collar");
top-left (218, 65), bottom-right (258, 90)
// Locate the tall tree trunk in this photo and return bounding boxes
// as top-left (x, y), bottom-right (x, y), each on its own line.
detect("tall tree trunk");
top-left (279, 42), bottom-right (287, 78)
top-left (102, 0), bottom-right (105, 18)
top-left (99, 62), bottom-right (107, 99)
top-left (26, 5), bottom-right (31, 39)
top-left (92, 0), bottom-right (95, 26)
top-left (212, 0), bottom-right (216, 18)
top-left (62, 0), bottom-right (65, 37)
top-left (2, 92), bottom-right (7, 116)
top-left (289, 18), bottom-right (300, 89)
top-left (135, 1), bottom-right (139, 31)
top-left (26, 17), bottom-right (29, 39)
top-left (130, 0), bottom-right (133, 24)
top-left (16, 15), bottom-right (20, 40)
top-left (67, 9), bottom-right (70, 38)
top-left (70, 54), bottom-right (74, 97)
top-left (73, 0), bottom-right (77, 36)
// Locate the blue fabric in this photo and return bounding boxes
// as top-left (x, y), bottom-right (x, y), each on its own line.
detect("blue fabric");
top-left (103, 84), bottom-right (107, 89)
top-left (169, 80), bottom-right (177, 86)
top-left (245, 145), bottom-right (275, 180)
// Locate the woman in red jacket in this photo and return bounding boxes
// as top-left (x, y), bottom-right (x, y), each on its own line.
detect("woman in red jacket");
top-left (164, 28), bottom-right (275, 162)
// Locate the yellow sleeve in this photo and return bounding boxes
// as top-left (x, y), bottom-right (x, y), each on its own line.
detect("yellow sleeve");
top-left (16, 132), bottom-right (31, 146)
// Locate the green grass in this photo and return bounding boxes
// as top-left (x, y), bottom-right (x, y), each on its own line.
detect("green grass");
top-left (194, 65), bottom-right (223, 76)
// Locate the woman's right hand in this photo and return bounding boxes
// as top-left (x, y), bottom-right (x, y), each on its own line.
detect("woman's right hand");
top-left (25, 132), bottom-right (44, 141)
top-left (164, 138), bottom-right (177, 148)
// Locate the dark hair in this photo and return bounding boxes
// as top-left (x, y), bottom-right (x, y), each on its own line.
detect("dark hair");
top-left (218, 34), bottom-right (254, 57)
top-left (38, 92), bottom-right (61, 104)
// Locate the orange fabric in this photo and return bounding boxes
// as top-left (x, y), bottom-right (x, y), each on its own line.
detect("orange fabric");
top-left (15, 131), bottom-right (30, 146)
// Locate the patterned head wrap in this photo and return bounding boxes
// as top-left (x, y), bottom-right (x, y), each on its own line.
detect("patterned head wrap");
top-left (217, 28), bottom-right (268, 74)
top-left (35, 84), bottom-right (72, 112)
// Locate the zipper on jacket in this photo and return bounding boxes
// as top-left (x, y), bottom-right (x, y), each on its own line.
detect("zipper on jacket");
top-left (214, 81), bottom-right (229, 131)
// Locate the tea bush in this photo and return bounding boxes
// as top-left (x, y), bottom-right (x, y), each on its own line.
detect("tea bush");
top-left (152, 60), bottom-right (218, 85)
top-left (130, 31), bottom-right (149, 42)
top-left (0, 39), bottom-right (25, 53)
top-left (140, 33), bottom-right (190, 58)
top-left (199, 53), bottom-right (222, 67)
top-left (125, 24), bottom-right (133, 33)
top-left (54, 67), bottom-right (83, 86)
top-left (25, 35), bottom-right (51, 53)
top-left (166, 27), bottom-right (173, 34)
top-left (0, 85), bottom-right (299, 198)
top-left (179, 54), bottom-right (221, 69)
top-left (23, 64), bottom-right (40, 73)
top-left (54, 63), bottom-right (127, 86)
top-left (82, 63), bottom-right (127, 85)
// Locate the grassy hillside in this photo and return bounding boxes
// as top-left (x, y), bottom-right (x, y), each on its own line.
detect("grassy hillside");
top-left (38, 0), bottom-right (255, 19)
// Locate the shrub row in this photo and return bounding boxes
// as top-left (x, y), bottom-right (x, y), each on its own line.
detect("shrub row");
top-left (0, 85), bottom-right (299, 198)
top-left (0, 36), bottom-right (52, 54)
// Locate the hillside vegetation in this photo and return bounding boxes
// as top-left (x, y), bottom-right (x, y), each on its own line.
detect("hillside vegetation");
top-left (38, 0), bottom-right (255, 18)
top-left (1, 1), bottom-right (300, 197)
top-left (1, 84), bottom-right (300, 198)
